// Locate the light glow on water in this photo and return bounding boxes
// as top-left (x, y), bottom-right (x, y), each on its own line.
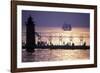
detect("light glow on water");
top-left (22, 27), bottom-right (90, 62)
top-left (35, 27), bottom-right (90, 46)
top-left (22, 49), bottom-right (89, 62)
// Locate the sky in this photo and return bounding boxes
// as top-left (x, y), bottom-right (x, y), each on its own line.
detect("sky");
top-left (22, 10), bottom-right (90, 28)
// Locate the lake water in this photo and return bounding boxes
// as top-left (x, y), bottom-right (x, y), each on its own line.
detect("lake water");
top-left (22, 49), bottom-right (89, 62)
top-left (22, 27), bottom-right (90, 62)
top-left (23, 27), bottom-right (90, 46)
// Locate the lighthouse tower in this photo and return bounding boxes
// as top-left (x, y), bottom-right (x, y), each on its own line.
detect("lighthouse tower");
top-left (26, 16), bottom-right (35, 53)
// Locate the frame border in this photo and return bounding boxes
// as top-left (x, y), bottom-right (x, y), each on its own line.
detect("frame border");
top-left (11, 1), bottom-right (97, 73)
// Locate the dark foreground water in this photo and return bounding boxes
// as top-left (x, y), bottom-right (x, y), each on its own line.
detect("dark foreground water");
top-left (22, 49), bottom-right (89, 62)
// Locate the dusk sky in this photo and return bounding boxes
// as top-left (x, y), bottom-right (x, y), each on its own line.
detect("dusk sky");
top-left (22, 10), bottom-right (90, 28)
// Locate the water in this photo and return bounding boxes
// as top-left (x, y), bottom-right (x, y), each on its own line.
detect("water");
top-left (22, 27), bottom-right (90, 46)
top-left (22, 27), bottom-right (90, 62)
top-left (22, 49), bottom-right (89, 62)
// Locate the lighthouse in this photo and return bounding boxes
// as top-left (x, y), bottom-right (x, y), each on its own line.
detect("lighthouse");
top-left (26, 16), bottom-right (35, 53)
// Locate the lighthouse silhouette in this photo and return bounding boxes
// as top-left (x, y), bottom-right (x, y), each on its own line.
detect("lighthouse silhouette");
top-left (26, 16), bottom-right (35, 53)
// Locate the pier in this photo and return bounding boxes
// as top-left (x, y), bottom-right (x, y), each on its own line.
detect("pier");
top-left (22, 31), bottom-right (90, 50)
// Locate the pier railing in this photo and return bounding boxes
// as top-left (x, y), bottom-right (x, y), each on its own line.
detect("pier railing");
top-left (22, 32), bottom-right (90, 47)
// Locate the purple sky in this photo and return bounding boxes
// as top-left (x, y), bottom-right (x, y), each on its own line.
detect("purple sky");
top-left (22, 10), bottom-right (90, 28)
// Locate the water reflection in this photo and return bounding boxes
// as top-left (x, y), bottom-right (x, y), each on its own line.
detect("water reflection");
top-left (22, 49), bottom-right (89, 62)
